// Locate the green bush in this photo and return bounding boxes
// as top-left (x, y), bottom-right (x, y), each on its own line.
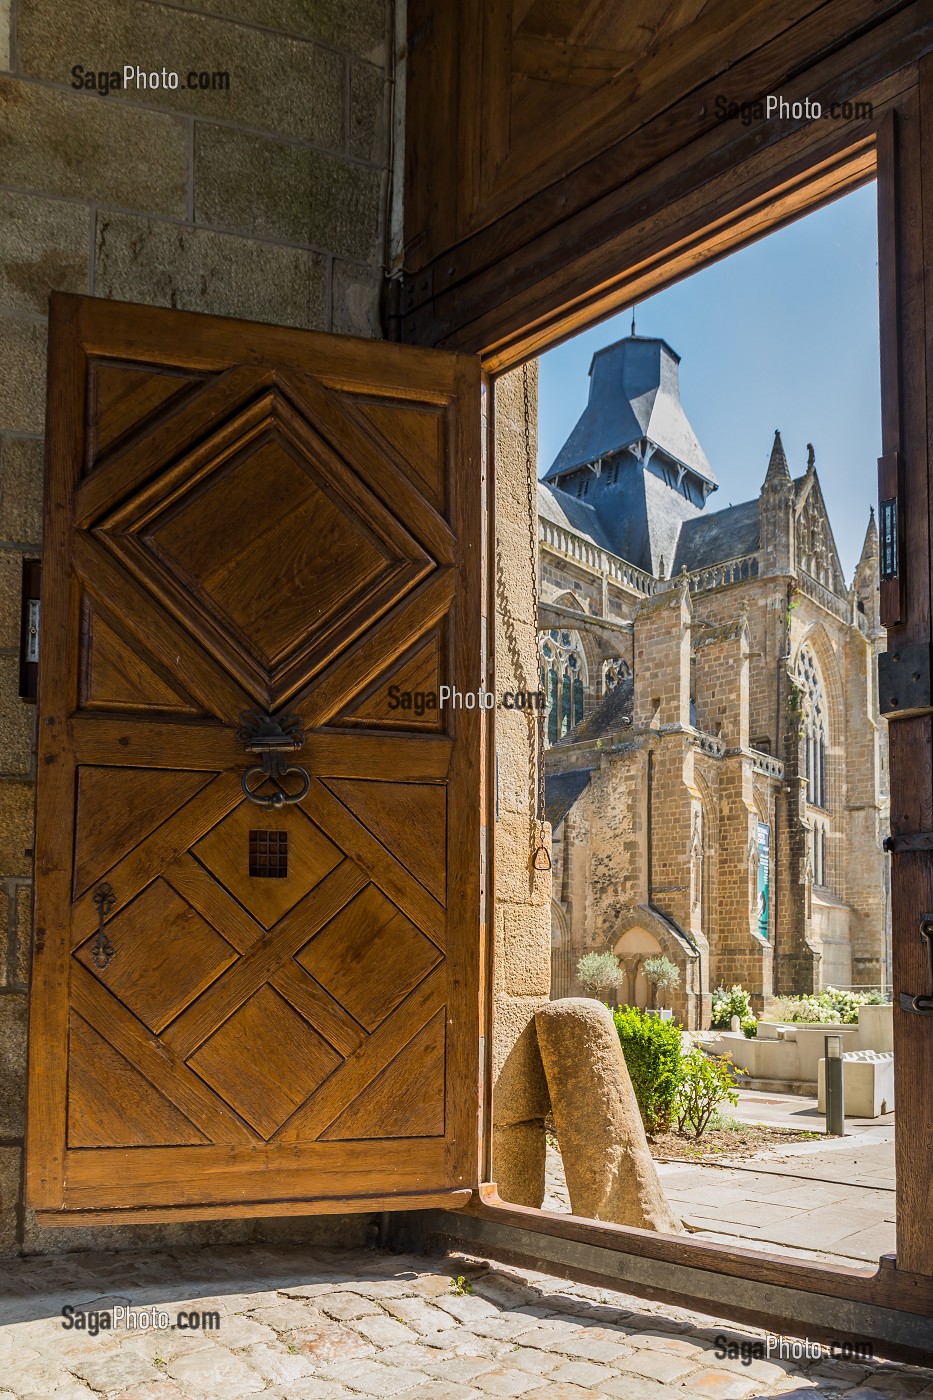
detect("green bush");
top-left (613, 1006), bottom-right (683, 1135)
top-left (740, 1017), bottom-right (758, 1038)
top-left (676, 1048), bottom-right (742, 1137)
top-left (711, 984), bottom-right (754, 1030)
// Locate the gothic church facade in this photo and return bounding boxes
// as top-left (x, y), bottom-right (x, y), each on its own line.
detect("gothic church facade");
top-left (540, 334), bottom-right (889, 1028)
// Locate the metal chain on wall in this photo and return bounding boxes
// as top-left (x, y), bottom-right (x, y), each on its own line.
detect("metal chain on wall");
top-left (521, 365), bottom-right (551, 870)
top-left (494, 365), bottom-right (550, 871)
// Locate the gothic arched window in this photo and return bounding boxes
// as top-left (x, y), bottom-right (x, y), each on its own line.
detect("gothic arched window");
top-left (809, 819), bottom-right (829, 888)
top-left (540, 630), bottom-right (586, 745)
top-left (797, 646), bottom-right (827, 810)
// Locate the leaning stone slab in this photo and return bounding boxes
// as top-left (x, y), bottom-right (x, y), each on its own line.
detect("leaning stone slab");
top-left (534, 998), bottom-right (683, 1232)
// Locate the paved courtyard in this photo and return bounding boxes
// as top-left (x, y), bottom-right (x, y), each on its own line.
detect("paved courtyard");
top-left (545, 1089), bottom-right (897, 1266)
top-left (0, 1240), bottom-right (931, 1399)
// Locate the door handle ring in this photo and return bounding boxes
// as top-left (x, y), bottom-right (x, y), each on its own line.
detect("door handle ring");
top-left (241, 764), bottom-right (310, 809)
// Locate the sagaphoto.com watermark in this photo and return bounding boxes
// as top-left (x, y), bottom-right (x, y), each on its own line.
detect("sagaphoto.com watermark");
top-left (714, 93), bottom-right (873, 126)
top-left (71, 64), bottom-right (230, 95)
top-left (715, 1333), bottom-right (874, 1365)
top-left (62, 1299), bottom-right (221, 1336)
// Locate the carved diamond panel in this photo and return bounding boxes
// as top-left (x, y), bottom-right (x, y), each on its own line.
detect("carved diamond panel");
top-left (295, 884), bottom-right (442, 1031)
top-left (92, 379), bottom-right (436, 706)
top-left (74, 878), bottom-right (238, 1033)
top-left (148, 433), bottom-right (391, 669)
top-left (188, 985), bottom-right (342, 1138)
top-left (192, 802), bottom-right (343, 930)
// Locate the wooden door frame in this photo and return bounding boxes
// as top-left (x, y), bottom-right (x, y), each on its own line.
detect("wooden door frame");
top-left (396, 63), bottom-right (933, 1362)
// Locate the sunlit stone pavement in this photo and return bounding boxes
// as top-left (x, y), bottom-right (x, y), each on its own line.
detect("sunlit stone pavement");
top-left (1, 1241), bottom-right (931, 1398)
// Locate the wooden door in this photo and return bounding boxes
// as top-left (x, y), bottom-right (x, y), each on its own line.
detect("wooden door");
top-left (26, 294), bottom-right (485, 1223)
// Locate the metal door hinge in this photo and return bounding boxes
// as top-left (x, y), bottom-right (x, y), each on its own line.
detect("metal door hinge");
top-left (899, 914), bottom-right (933, 1015)
top-left (878, 451), bottom-right (902, 626)
top-left (19, 559), bottom-right (41, 703)
top-left (877, 642), bottom-right (933, 718)
top-left (883, 831), bottom-right (933, 854)
top-left (399, 268), bottom-right (434, 317)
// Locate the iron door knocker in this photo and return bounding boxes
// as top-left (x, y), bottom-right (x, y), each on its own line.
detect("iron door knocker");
top-left (237, 711), bottom-right (310, 810)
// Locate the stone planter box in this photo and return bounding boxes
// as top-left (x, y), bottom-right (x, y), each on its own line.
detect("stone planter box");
top-left (857, 1002), bottom-right (893, 1052)
top-left (757, 1020), bottom-right (794, 1039)
top-left (711, 1005), bottom-right (894, 1088)
top-left (791, 1025), bottom-right (861, 1082)
top-left (818, 1051), bottom-right (894, 1117)
top-left (708, 1024), bottom-right (860, 1085)
top-left (707, 1031), bottom-right (798, 1080)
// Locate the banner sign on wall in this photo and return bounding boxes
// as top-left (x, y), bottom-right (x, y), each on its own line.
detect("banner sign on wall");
top-left (757, 822), bottom-right (770, 939)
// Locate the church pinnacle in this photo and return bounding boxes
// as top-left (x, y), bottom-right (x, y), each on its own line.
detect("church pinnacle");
top-left (857, 504), bottom-right (879, 565)
top-left (764, 429), bottom-right (792, 485)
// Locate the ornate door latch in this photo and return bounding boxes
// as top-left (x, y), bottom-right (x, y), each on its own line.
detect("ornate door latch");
top-left (92, 882), bottom-right (116, 969)
top-left (899, 914), bottom-right (933, 1015)
top-left (237, 711), bottom-right (310, 809)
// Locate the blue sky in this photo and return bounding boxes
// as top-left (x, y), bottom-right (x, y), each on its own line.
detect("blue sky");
top-left (537, 183), bottom-right (881, 579)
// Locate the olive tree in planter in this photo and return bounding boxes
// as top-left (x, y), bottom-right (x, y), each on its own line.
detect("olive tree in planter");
top-left (576, 951), bottom-right (623, 1001)
top-left (642, 955), bottom-right (681, 1021)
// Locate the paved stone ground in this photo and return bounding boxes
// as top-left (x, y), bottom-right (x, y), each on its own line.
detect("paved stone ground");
top-left (544, 1098), bottom-right (897, 1267)
top-left (1, 1241), bottom-right (932, 1399)
top-left (729, 1092), bottom-right (895, 1140)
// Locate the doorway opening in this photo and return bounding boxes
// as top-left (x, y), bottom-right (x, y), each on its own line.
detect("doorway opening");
top-left (493, 180), bottom-right (895, 1272)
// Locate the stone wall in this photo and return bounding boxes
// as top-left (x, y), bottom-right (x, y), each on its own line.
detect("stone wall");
top-left (491, 365), bottom-right (552, 1207)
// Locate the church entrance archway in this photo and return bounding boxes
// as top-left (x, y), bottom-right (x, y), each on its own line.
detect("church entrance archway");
top-left (614, 928), bottom-right (663, 1009)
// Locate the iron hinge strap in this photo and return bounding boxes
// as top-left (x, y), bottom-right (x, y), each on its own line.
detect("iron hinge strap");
top-left (877, 642), bottom-right (933, 718)
top-left (883, 831), bottom-right (933, 853)
top-left (898, 914), bottom-right (933, 1016)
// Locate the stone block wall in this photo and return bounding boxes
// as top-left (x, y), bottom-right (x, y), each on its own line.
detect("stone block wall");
top-left (687, 581), bottom-right (782, 751)
top-left (539, 556), bottom-right (602, 615)
top-left (693, 621), bottom-right (749, 750)
top-left (710, 758), bottom-right (773, 1000)
top-left (491, 365), bottom-right (551, 1207)
top-left (632, 586), bottom-right (690, 728)
top-left (841, 627), bottom-right (889, 986)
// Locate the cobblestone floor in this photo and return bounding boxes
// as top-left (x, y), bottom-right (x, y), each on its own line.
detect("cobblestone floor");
top-left (1, 1242), bottom-right (931, 1399)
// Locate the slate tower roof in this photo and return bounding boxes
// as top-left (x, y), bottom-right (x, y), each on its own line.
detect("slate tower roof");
top-left (541, 333), bottom-right (853, 590)
top-left (541, 334), bottom-right (717, 575)
top-left (545, 336), bottom-right (717, 489)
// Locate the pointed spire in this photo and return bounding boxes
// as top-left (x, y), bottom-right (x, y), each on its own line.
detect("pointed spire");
top-left (857, 505), bottom-right (879, 565)
top-left (764, 429), bottom-right (791, 486)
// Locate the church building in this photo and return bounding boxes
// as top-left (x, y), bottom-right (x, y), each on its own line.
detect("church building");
top-left (540, 334), bottom-right (890, 1028)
